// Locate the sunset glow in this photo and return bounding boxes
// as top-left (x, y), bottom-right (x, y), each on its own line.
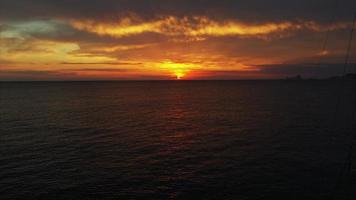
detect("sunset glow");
top-left (0, 1), bottom-right (355, 80)
top-left (175, 71), bottom-right (185, 80)
top-left (156, 61), bottom-right (196, 79)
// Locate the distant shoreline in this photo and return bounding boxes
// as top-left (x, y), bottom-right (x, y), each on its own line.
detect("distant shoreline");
top-left (1, 79), bottom-right (355, 83)
top-left (1, 73), bottom-right (355, 83)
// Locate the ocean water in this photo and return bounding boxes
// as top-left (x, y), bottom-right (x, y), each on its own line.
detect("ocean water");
top-left (0, 81), bottom-right (355, 200)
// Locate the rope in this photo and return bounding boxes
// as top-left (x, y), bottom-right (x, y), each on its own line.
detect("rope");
top-left (313, 0), bottom-right (340, 79)
top-left (330, 11), bottom-right (356, 200)
top-left (313, 1), bottom-right (341, 198)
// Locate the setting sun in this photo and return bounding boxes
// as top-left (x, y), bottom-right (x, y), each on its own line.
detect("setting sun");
top-left (155, 61), bottom-right (197, 79)
top-left (175, 71), bottom-right (185, 79)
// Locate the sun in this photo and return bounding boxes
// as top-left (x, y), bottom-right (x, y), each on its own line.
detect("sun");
top-left (175, 71), bottom-right (185, 80)
top-left (155, 61), bottom-right (198, 80)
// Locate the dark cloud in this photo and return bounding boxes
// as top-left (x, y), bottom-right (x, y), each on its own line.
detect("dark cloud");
top-left (1, 0), bottom-right (355, 23)
top-left (0, 70), bottom-right (77, 81)
top-left (0, 69), bottom-right (171, 81)
top-left (255, 63), bottom-right (356, 78)
top-left (188, 63), bottom-right (356, 80)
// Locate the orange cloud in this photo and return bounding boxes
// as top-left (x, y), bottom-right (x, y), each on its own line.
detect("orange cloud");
top-left (70, 16), bottom-right (349, 39)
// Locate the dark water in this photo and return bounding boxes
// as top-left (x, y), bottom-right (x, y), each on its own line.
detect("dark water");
top-left (1, 81), bottom-right (355, 200)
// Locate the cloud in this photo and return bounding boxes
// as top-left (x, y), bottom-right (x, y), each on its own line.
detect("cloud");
top-left (0, 68), bottom-right (172, 81)
top-left (70, 16), bottom-right (350, 39)
top-left (182, 62), bottom-right (356, 80)
top-left (1, 0), bottom-right (355, 80)
top-left (254, 63), bottom-right (356, 78)
top-left (61, 62), bottom-right (142, 65)
top-left (0, 36), bottom-right (120, 66)
top-left (1, 0), bottom-right (355, 24)
top-left (0, 69), bottom-right (77, 81)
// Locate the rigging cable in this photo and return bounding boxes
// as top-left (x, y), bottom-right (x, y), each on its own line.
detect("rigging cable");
top-left (313, 0), bottom-right (342, 198)
top-left (330, 11), bottom-right (356, 200)
top-left (313, 0), bottom-right (340, 79)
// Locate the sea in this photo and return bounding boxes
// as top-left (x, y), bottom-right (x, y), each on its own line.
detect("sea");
top-left (0, 81), bottom-right (355, 200)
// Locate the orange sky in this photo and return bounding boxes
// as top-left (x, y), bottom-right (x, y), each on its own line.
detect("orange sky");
top-left (0, 1), bottom-right (355, 80)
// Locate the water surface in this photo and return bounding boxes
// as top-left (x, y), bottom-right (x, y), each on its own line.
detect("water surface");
top-left (1, 81), bottom-right (355, 199)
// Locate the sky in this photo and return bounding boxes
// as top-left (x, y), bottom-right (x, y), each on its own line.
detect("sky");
top-left (0, 0), bottom-right (355, 80)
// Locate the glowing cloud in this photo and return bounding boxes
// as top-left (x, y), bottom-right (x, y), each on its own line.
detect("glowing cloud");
top-left (70, 16), bottom-right (349, 39)
top-left (0, 38), bottom-right (117, 71)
